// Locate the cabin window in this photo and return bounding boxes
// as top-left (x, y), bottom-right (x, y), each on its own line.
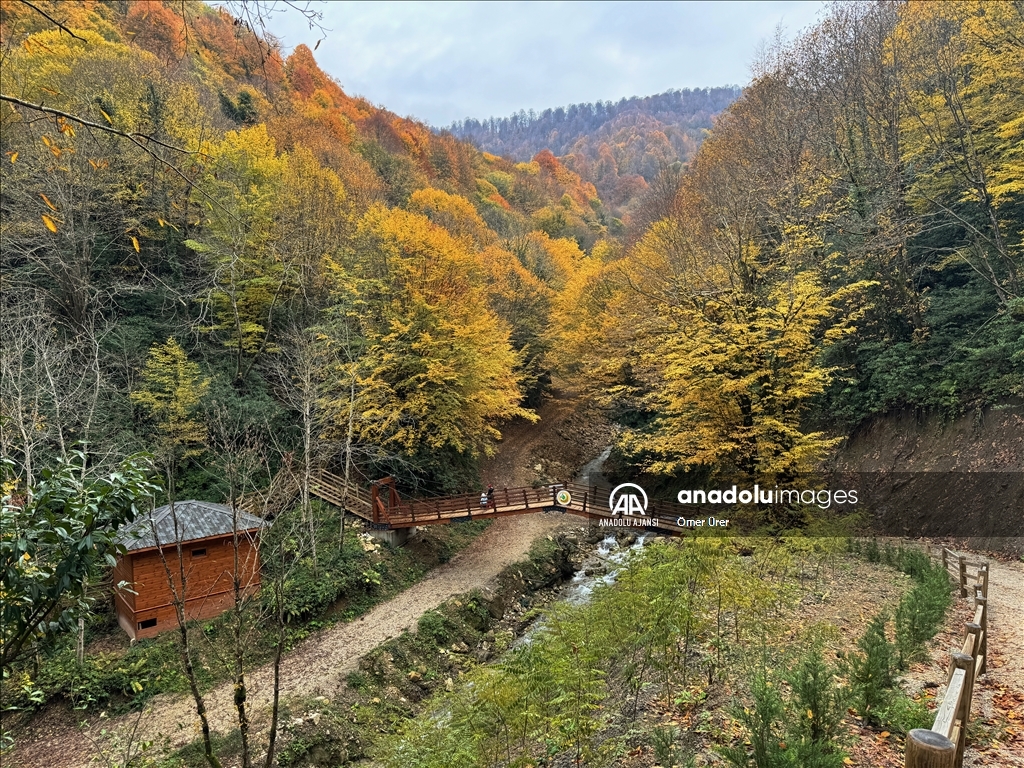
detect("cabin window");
top-left (138, 618), bottom-right (157, 630)
top-left (191, 548), bottom-right (207, 558)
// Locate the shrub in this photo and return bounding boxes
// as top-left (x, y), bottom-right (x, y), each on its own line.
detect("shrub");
top-left (786, 645), bottom-right (848, 749)
top-left (847, 613), bottom-right (895, 723)
top-left (719, 670), bottom-right (788, 768)
top-left (721, 646), bottom-right (849, 768)
top-left (35, 649), bottom-right (152, 709)
top-left (784, 646), bottom-right (848, 768)
top-left (895, 564), bottom-right (952, 667)
top-left (892, 548), bottom-right (932, 580)
top-left (651, 724), bottom-right (695, 768)
top-left (416, 611), bottom-right (453, 645)
top-left (864, 539), bottom-right (881, 563)
top-left (260, 508), bottom-right (383, 622)
top-left (873, 549), bottom-right (953, 668)
top-left (875, 693), bottom-right (933, 735)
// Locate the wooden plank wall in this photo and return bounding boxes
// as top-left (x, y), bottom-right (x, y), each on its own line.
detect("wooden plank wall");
top-left (117, 536), bottom-right (261, 640)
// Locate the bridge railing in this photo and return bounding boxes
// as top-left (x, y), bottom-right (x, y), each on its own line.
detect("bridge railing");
top-left (384, 484), bottom-right (570, 526)
top-left (378, 481), bottom-right (711, 529)
top-left (905, 558), bottom-right (990, 768)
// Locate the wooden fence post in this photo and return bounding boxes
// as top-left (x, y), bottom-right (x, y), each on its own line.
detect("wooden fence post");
top-left (975, 597), bottom-right (988, 674)
top-left (965, 623), bottom-right (981, 667)
top-left (907, 552), bottom-right (991, 767)
top-left (951, 651), bottom-right (975, 766)
top-left (906, 729), bottom-right (956, 768)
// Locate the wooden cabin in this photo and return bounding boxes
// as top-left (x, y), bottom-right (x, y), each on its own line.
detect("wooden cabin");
top-left (113, 501), bottom-right (264, 640)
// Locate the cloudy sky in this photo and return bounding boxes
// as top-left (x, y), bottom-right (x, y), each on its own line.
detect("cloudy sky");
top-left (260, 1), bottom-right (826, 127)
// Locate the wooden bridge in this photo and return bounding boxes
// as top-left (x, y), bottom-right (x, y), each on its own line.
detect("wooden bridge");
top-left (239, 469), bottom-right (709, 535)
top-left (362, 479), bottom-right (711, 533)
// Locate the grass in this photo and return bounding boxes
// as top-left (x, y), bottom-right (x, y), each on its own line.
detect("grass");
top-left (156, 531), bottom-right (583, 768)
top-left (12, 508), bottom-right (491, 717)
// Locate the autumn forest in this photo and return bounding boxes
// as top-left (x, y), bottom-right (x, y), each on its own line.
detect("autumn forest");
top-left (1, 0), bottom-right (1022, 766)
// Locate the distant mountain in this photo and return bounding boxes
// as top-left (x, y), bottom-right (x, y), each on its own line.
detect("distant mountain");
top-left (449, 88), bottom-right (741, 217)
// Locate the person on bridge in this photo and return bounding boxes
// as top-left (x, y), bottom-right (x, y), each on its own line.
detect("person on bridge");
top-left (480, 490), bottom-right (488, 508)
top-left (486, 484), bottom-right (495, 509)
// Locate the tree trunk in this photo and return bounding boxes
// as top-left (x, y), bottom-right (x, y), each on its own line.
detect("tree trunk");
top-left (158, 472), bottom-right (221, 768)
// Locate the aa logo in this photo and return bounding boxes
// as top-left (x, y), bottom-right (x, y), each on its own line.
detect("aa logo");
top-left (609, 483), bottom-right (648, 516)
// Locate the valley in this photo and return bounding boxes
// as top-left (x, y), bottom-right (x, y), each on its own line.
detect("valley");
top-left (1, 1), bottom-right (1021, 766)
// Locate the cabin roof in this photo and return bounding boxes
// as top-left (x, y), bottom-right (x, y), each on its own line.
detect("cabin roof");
top-left (117, 501), bottom-right (264, 552)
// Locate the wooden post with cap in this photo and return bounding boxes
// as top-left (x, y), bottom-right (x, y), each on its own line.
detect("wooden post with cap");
top-left (951, 651), bottom-right (975, 765)
top-left (905, 729), bottom-right (956, 768)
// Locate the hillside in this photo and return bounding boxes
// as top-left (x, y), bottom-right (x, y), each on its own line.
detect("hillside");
top-left (449, 87), bottom-right (740, 220)
top-left (832, 403), bottom-right (1024, 552)
top-left (0, 0), bottom-right (610, 500)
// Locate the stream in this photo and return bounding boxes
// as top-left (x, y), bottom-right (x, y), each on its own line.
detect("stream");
top-left (515, 533), bottom-right (652, 646)
top-left (576, 445), bottom-right (613, 489)
top-left (516, 445), bottom-right (651, 644)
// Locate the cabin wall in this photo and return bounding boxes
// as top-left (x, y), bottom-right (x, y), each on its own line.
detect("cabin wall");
top-left (116, 536), bottom-right (261, 640)
top-left (112, 553), bottom-right (134, 612)
top-left (112, 554), bottom-right (136, 638)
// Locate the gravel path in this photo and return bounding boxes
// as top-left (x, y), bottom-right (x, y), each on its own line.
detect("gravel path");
top-left (9, 513), bottom-right (584, 768)
top-left (964, 554), bottom-right (1024, 766)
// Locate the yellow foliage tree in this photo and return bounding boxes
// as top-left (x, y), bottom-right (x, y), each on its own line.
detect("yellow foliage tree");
top-left (895, 0), bottom-right (1022, 302)
top-left (187, 125), bottom-right (290, 379)
top-left (407, 187), bottom-right (496, 250)
top-left (276, 144), bottom-right (352, 311)
top-left (131, 338), bottom-right (210, 468)
top-left (337, 206), bottom-right (535, 460)
top-left (616, 216), bottom-right (869, 479)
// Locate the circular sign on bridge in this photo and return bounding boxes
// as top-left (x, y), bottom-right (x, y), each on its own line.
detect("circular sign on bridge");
top-left (556, 489), bottom-right (572, 505)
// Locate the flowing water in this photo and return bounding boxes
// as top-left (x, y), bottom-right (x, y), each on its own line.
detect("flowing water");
top-left (516, 533), bottom-right (652, 645)
top-left (576, 445), bottom-right (613, 489)
top-left (512, 445), bottom-right (652, 645)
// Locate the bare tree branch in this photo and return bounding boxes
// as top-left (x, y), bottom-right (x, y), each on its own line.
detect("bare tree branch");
top-left (16, 0), bottom-right (86, 40)
top-left (0, 95), bottom-right (246, 222)
top-left (1, 94), bottom-right (197, 156)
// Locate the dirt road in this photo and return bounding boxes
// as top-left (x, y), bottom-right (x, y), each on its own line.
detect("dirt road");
top-left (965, 554), bottom-right (1024, 766)
top-left (10, 513), bottom-right (584, 768)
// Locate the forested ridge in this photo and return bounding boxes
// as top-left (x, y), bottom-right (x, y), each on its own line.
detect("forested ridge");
top-left (449, 87), bottom-right (741, 219)
top-left (547, 0), bottom-right (1023, 482)
top-left (0, 0), bottom-right (611, 502)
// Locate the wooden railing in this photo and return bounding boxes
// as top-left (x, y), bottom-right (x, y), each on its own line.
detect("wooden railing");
top-left (236, 468), bottom-right (375, 520)
top-left (905, 553), bottom-right (990, 768)
top-left (934, 546), bottom-right (990, 600)
top-left (374, 481), bottom-right (709, 530)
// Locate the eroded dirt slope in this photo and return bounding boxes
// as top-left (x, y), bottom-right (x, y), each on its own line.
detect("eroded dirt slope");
top-left (481, 385), bottom-right (615, 488)
top-left (832, 403), bottom-right (1024, 551)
